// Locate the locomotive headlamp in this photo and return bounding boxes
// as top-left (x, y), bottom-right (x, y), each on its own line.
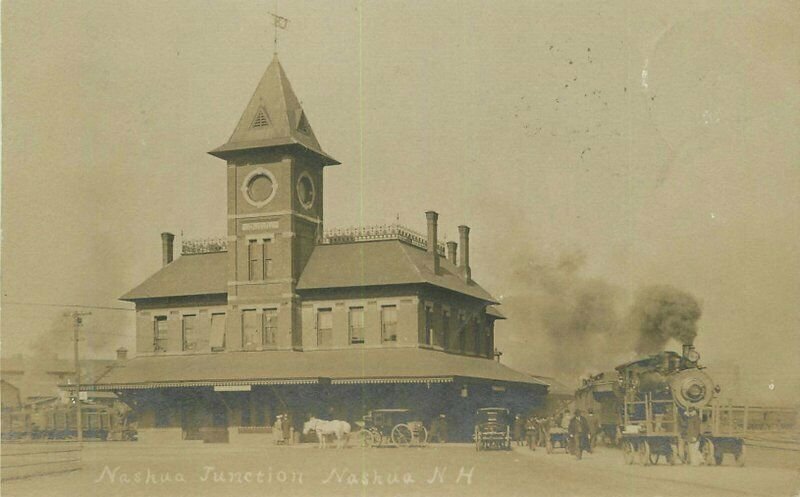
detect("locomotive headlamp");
top-left (686, 350), bottom-right (700, 363)
top-left (685, 383), bottom-right (704, 401)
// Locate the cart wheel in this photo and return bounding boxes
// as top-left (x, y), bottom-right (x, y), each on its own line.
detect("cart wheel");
top-left (735, 443), bottom-right (746, 467)
top-left (357, 429), bottom-right (375, 448)
top-left (666, 444), bottom-right (677, 465)
top-left (623, 441), bottom-right (635, 465)
top-left (702, 439), bottom-right (716, 466)
top-left (370, 429), bottom-right (383, 447)
top-left (649, 452), bottom-right (660, 465)
top-left (391, 424), bottom-right (413, 447)
top-left (638, 440), bottom-right (651, 466)
top-left (416, 426), bottom-right (428, 446)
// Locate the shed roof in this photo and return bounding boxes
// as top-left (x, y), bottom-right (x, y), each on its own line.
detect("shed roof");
top-left (88, 348), bottom-right (546, 390)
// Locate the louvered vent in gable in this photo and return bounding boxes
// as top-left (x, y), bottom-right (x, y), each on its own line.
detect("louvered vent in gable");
top-left (251, 107), bottom-right (270, 128)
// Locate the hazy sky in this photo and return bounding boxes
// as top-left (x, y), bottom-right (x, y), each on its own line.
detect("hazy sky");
top-left (2, 1), bottom-right (798, 402)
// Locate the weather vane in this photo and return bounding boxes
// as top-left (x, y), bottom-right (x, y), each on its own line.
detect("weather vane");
top-left (268, 8), bottom-right (289, 55)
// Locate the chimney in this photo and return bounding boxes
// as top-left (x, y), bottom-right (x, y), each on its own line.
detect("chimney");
top-left (446, 241), bottom-right (457, 264)
top-left (425, 211), bottom-right (440, 274)
top-left (161, 232), bottom-right (175, 267)
top-left (116, 347), bottom-right (128, 361)
top-left (458, 225), bottom-right (471, 282)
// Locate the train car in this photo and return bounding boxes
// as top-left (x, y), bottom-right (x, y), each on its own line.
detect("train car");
top-left (1, 402), bottom-right (136, 441)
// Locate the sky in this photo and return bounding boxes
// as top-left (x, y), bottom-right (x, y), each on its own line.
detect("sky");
top-left (2, 1), bottom-right (798, 404)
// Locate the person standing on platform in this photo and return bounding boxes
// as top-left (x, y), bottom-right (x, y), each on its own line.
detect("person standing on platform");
top-left (513, 414), bottom-right (525, 446)
top-left (587, 409), bottom-right (601, 452)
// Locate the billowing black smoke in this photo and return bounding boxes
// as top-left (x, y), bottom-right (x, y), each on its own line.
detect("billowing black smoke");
top-left (503, 252), bottom-right (702, 383)
top-left (627, 285), bottom-right (702, 355)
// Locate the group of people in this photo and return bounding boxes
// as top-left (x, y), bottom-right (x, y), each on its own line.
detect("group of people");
top-left (272, 413), bottom-right (293, 445)
top-left (513, 408), bottom-right (601, 455)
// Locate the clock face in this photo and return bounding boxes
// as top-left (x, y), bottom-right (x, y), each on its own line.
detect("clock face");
top-left (296, 173), bottom-right (315, 209)
top-left (247, 174), bottom-right (274, 203)
top-left (241, 168), bottom-right (277, 208)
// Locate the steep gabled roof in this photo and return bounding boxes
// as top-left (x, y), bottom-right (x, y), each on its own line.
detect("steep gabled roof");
top-left (209, 55), bottom-right (339, 165)
top-left (120, 252), bottom-right (227, 301)
top-left (296, 240), bottom-right (498, 303)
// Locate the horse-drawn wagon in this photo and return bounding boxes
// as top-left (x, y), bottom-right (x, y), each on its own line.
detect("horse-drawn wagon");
top-left (357, 409), bottom-right (427, 448)
top-left (474, 407), bottom-right (511, 451)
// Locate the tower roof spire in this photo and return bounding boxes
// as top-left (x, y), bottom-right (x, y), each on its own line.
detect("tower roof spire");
top-left (209, 55), bottom-right (339, 165)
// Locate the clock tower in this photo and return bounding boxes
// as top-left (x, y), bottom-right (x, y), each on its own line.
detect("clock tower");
top-left (209, 55), bottom-right (339, 351)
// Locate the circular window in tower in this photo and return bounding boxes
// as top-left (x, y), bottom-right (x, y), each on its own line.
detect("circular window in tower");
top-left (241, 168), bottom-right (277, 208)
top-left (296, 172), bottom-right (315, 210)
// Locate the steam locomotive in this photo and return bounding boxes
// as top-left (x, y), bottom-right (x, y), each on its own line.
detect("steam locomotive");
top-left (576, 344), bottom-right (745, 466)
top-left (1, 403), bottom-right (137, 441)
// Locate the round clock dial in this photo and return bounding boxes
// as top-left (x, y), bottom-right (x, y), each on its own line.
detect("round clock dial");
top-left (297, 173), bottom-right (315, 209)
top-left (241, 168), bottom-right (277, 208)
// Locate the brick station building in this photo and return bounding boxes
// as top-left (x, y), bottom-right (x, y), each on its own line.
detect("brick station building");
top-left (87, 55), bottom-right (547, 442)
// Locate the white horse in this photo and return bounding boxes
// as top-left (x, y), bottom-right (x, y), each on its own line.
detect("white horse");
top-left (302, 417), bottom-right (351, 449)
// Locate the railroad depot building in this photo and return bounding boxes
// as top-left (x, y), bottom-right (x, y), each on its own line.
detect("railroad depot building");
top-left (87, 55), bottom-right (547, 441)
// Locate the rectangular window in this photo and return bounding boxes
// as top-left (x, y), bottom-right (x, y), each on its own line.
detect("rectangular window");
top-left (248, 240), bottom-right (260, 281)
top-left (317, 308), bottom-right (333, 346)
top-left (349, 307), bottom-right (365, 344)
top-left (182, 314), bottom-right (197, 351)
top-left (210, 313), bottom-right (226, 351)
top-left (262, 308), bottom-right (277, 347)
top-left (381, 305), bottom-right (398, 342)
top-left (262, 239), bottom-right (273, 279)
top-left (472, 318), bottom-right (481, 354)
top-left (242, 310), bottom-right (261, 349)
top-left (154, 316), bottom-right (168, 352)
top-left (442, 311), bottom-right (450, 349)
top-left (459, 314), bottom-right (467, 352)
top-left (424, 305), bottom-right (434, 346)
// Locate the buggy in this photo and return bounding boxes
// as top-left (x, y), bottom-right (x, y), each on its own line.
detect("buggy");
top-left (357, 409), bottom-right (428, 448)
top-left (546, 427), bottom-right (570, 454)
top-left (474, 407), bottom-right (511, 451)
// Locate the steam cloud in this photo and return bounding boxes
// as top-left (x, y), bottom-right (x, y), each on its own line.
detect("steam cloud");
top-left (504, 251), bottom-right (702, 383)
top-left (628, 285), bottom-right (702, 355)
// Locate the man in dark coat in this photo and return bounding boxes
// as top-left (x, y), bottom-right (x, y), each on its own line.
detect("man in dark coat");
top-left (525, 416), bottom-right (538, 450)
top-left (586, 409), bottom-right (601, 452)
top-left (513, 414), bottom-right (525, 446)
top-left (568, 409), bottom-right (590, 456)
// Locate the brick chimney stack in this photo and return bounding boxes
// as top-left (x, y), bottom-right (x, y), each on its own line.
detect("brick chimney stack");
top-left (446, 241), bottom-right (457, 264)
top-left (161, 232), bottom-right (175, 267)
top-left (425, 211), bottom-right (440, 274)
top-left (458, 225), bottom-right (471, 283)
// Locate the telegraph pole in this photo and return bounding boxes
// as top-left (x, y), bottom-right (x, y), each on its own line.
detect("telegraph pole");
top-left (71, 311), bottom-right (90, 442)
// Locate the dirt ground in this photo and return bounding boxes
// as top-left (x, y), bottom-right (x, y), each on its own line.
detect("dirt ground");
top-left (3, 440), bottom-right (799, 497)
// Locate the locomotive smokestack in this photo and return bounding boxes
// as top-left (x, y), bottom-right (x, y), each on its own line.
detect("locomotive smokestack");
top-left (425, 211), bottom-right (439, 274)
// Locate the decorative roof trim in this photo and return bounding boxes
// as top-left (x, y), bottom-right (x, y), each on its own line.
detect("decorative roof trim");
top-left (331, 377), bottom-right (453, 385)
